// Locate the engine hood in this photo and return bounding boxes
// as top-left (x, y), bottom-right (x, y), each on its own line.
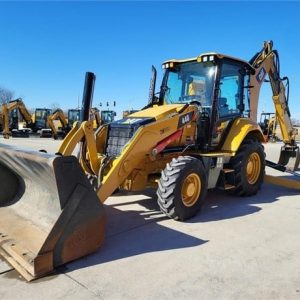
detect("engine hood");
top-left (127, 104), bottom-right (186, 120)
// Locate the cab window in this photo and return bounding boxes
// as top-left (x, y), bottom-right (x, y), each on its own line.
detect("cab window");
top-left (219, 62), bottom-right (244, 118)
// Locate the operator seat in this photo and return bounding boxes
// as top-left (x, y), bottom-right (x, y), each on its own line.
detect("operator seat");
top-left (219, 97), bottom-right (229, 116)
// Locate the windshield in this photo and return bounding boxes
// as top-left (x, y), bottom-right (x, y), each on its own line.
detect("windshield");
top-left (35, 109), bottom-right (51, 128)
top-left (162, 61), bottom-right (217, 106)
top-left (101, 111), bottom-right (115, 123)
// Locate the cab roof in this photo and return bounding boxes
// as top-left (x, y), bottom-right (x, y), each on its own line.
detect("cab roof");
top-left (163, 52), bottom-right (254, 72)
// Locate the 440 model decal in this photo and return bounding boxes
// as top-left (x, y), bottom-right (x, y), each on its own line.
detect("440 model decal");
top-left (178, 111), bottom-right (194, 128)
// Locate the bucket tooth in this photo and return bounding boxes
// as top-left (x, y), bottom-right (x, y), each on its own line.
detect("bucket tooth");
top-left (0, 143), bottom-right (106, 281)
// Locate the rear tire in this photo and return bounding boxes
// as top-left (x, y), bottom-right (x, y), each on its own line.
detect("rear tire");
top-left (229, 139), bottom-right (265, 196)
top-left (157, 156), bottom-right (207, 221)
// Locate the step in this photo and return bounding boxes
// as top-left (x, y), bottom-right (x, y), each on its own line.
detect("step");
top-left (222, 168), bottom-right (235, 174)
top-left (224, 184), bottom-right (235, 190)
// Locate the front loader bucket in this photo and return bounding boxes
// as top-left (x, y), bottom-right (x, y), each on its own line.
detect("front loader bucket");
top-left (278, 145), bottom-right (300, 171)
top-left (0, 144), bottom-right (106, 281)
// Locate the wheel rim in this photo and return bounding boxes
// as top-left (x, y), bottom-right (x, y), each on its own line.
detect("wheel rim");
top-left (181, 173), bottom-right (201, 207)
top-left (246, 152), bottom-right (261, 184)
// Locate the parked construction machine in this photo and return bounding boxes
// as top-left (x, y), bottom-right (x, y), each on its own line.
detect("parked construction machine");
top-left (1, 99), bottom-right (52, 138)
top-left (48, 108), bottom-right (102, 139)
top-left (259, 112), bottom-right (278, 142)
top-left (1, 98), bottom-right (33, 138)
top-left (47, 108), bottom-right (68, 139)
top-left (0, 41), bottom-right (299, 281)
top-left (32, 108), bottom-right (52, 136)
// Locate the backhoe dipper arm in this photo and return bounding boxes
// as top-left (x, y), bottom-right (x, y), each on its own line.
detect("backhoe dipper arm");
top-left (249, 41), bottom-right (297, 146)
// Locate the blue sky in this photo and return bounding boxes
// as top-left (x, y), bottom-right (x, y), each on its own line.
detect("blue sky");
top-left (0, 1), bottom-right (300, 119)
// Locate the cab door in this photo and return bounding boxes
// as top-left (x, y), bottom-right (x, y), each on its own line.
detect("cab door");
top-left (211, 61), bottom-right (249, 148)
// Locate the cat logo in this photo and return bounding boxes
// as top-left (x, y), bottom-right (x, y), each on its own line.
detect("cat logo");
top-left (256, 67), bottom-right (266, 83)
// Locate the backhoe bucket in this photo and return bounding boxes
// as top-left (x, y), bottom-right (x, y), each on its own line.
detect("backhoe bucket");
top-left (0, 144), bottom-right (106, 281)
top-left (278, 145), bottom-right (300, 171)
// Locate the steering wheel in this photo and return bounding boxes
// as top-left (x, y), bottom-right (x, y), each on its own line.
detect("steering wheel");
top-left (182, 95), bottom-right (202, 102)
top-left (189, 100), bottom-right (202, 106)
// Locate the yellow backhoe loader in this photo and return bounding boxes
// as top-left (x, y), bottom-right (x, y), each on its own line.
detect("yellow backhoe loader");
top-left (0, 41), bottom-right (299, 281)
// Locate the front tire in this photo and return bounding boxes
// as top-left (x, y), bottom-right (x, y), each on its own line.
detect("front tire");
top-left (157, 156), bottom-right (207, 221)
top-left (229, 139), bottom-right (265, 196)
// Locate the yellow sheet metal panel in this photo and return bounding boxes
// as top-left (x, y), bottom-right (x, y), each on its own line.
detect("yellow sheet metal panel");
top-left (221, 118), bottom-right (264, 152)
top-left (128, 104), bottom-right (184, 120)
top-left (98, 106), bottom-right (197, 201)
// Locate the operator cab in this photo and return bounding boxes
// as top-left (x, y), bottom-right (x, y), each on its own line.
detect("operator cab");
top-left (160, 53), bottom-right (254, 150)
top-left (35, 108), bottom-right (52, 131)
top-left (101, 110), bottom-right (116, 124)
top-left (68, 109), bottom-right (81, 128)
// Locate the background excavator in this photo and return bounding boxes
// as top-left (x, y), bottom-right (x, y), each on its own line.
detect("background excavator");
top-left (1, 98), bottom-right (52, 138)
top-left (259, 112), bottom-right (278, 142)
top-left (48, 107), bottom-right (103, 139)
top-left (47, 108), bottom-right (69, 139)
top-left (1, 98), bottom-right (33, 138)
top-left (0, 41), bottom-right (299, 281)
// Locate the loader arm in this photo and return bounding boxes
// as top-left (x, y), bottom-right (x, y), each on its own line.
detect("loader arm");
top-left (58, 120), bottom-right (100, 175)
top-left (2, 98), bottom-right (32, 138)
top-left (59, 105), bottom-right (197, 203)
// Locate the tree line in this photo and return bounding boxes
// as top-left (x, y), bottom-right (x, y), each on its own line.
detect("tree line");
top-left (0, 86), bottom-right (14, 104)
